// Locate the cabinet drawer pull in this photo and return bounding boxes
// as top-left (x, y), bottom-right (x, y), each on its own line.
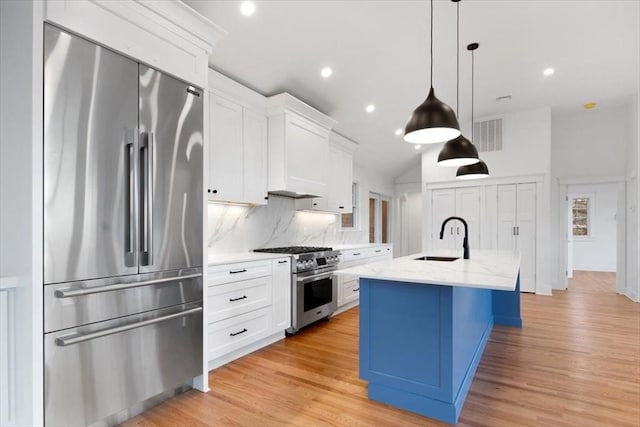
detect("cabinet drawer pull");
top-left (375, 250), bottom-right (382, 253)
top-left (278, 260), bottom-right (288, 264)
top-left (229, 295), bottom-right (247, 302)
top-left (339, 206), bottom-right (345, 209)
top-left (353, 288), bottom-right (360, 292)
top-left (229, 269), bottom-right (247, 274)
top-left (353, 253), bottom-right (361, 256)
top-left (230, 328), bottom-right (247, 337)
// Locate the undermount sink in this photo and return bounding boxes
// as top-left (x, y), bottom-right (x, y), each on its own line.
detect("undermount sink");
top-left (414, 256), bottom-right (460, 262)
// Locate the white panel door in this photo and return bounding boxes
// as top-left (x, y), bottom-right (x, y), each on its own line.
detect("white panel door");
top-left (285, 114), bottom-right (328, 197)
top-left (516, 183), bottom-right (536, 292)
top-left (209, 95), bottom-right (243, 202)
top-left (497, 185), bottom-right (517, 252)
top-left (455, 187), bottom-right (481, 250)
top-left (328, 146), bottom-right (353, 213)
top-left (271, 258), bottom-right (291, 332)
top-left (242, 108), bottom-right (268, 205)
top-left (431, 189), bottom-right (456, 251)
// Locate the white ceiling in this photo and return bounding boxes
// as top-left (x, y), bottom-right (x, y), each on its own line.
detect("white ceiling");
top-left (184, 0), bottom-right (640, 178)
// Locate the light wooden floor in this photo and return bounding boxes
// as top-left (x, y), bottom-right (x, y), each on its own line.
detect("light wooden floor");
top-left (124, 271), bottom-right (640, 426)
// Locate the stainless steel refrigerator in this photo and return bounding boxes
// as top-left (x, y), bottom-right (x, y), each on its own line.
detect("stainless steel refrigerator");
top-left (43, 24), bottom-right (203, 427)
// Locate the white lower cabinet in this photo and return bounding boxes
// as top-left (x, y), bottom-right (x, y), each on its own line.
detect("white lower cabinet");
top-left (207, 257), bottom-right (291, 370)
top-left (336, 245), bottom-right (393, 313)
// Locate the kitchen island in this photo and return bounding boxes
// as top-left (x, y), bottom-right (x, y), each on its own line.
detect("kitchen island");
top-left (335, 250), bottom-right (522, 424)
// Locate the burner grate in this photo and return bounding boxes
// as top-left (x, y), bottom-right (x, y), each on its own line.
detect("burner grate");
top-left (254, 246), bottom-right (333, 255)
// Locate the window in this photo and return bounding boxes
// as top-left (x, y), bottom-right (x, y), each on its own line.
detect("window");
top-left (571, 197), bottom-right (590, 237)
top-left (369, 192), bottom-right (391, 243)
top-left (341, 182), bottom-right (358, 229)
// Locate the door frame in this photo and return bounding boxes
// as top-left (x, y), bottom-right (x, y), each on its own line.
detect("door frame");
top-left (558, 176), bottom-right (626, 294)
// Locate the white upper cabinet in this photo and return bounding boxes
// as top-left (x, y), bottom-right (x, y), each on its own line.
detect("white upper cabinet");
top-left (296, 131), bottom-right (357, 213)
top-left (208, 70), bottom-right (268, 205)
top-left (209, 95), bottom-right (244, 202)
top-left (242, 108), bottom-right (268, 205)
top-left (267, 93), bottom-right (336, 198)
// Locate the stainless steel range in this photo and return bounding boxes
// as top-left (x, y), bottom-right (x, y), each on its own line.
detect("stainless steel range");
top-left (254, 246), bottom-right (340, 334)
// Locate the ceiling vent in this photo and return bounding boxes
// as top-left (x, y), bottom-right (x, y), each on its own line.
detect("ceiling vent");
top-left (473, 118), bottom-right (502, 152)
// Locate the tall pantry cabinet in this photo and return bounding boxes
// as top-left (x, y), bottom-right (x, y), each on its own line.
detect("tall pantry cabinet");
top-left (497, 183), bottom-right (537, 293)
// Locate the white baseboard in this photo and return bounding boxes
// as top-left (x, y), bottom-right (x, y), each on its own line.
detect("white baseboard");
top-left (625, 289), bottom-right (639, 303)
top-left (572, 265), bottom-right (616, 273)
top-left (207, 331), bottom-right (285, 371)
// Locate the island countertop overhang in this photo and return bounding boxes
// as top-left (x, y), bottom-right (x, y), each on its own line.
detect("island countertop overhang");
top-left (335, 250), bottom-right (521, 291)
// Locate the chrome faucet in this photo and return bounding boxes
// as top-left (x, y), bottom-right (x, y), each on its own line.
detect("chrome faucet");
top-left (439, 216), bottom-right (470, 260)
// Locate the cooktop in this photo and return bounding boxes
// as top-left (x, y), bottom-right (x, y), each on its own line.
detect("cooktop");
top-left (253, 246), bottom-right (333, 255)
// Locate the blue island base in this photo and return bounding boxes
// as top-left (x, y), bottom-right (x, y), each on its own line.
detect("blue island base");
top-left (359, 276), bottom-right (521, 425)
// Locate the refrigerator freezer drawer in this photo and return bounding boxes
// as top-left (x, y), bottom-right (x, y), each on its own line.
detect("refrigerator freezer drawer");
top-left (44, 268), bottom-right (202, 333)
top-left (44, 303), bottom-right (203, 427)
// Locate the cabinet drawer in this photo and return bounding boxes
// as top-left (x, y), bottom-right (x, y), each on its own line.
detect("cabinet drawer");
top-left (207, 307), bottom-right (272, 360)
top-left (207, 276), bottom-right (272, 323)
top-left (341, 249), bottom-right (373, 263)
top-left (343, 279), bottom-right (360, 305)
top-left (208, 260), bottom-right (272, 286)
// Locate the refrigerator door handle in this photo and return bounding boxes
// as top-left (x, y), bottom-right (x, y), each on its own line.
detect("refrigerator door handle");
top-left (140, 132), bottom-right (154, 266)
top-left (54, 272), bottom-right (202, 298)
top-left (54, 306), bottom-right (202, 347)
top-left (124, 140), bottom-right (135, 267)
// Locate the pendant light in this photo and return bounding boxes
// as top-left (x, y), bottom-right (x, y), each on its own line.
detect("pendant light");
top-left (457, 42), bottom-right (490, 180)
top-left (404, 0), bottom-right (461, 144)
top-left (437, 0), bottom-right (479, 167)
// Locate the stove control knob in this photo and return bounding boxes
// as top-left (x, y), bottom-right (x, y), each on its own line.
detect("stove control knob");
top-left (297, 261), bottom-right (304, 269)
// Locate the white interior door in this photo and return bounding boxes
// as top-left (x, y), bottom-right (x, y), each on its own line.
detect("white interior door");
top-left (566, 195), bottom-right (574, 279)
top-left (497, 185), bottom-right (517, 252)
top-left (516, 183), bottom-right (537, 293)
top-left (431, 189), bottom-right (456, 251)
top-left (455, 187), bottom-right (481, 250)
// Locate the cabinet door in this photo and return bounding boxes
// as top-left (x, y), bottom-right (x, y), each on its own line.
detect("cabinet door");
top-left (497, 185), bottom-right (517, 252)
top-left (328, 146), bottom-right (353, 213)
top-left (243, 108), bottom-right (268, 205)
top-left (431, 189), bottom-right (456, 251)
top-left (285, 114), bottom-right (329, 197)
top-left (516, 184), bottom-right (536, 293)
top-left (209, 95), bottom-right (243, 202)
top-left (455, 187), bottom-right (480, 250)
top-left (271, 258), bottom-right (292, 332)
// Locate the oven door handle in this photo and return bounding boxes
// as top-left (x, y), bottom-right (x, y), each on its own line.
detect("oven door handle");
top-left (296, 271), bottom-right (335, 283)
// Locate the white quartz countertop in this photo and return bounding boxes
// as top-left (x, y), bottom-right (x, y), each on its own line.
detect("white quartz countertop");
top-left (207, 251), bottom-right (290, 266)
top-left (335, 250), bottom-right (520, 291)
top-left (332, 243), bottom-right (392, 251)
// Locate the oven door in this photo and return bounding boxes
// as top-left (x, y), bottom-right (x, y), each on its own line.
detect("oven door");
top-left (291, 269), bottom-right (337, 333)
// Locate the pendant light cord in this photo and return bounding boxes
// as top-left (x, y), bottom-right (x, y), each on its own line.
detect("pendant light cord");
top-left (430, 0), bottom-right (434, 88)
top-left (456, 1), bottom-right (459, 116)
top-left (471, 48), bottom-right (474, 143)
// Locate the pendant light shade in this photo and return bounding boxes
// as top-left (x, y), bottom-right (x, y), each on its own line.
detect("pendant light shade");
top-left (403, 0), bottom-right (460, 144)
top-left (404, 88), bottom-right (461, 144)
top-left (456, 160), bottom-right (489, 179)
top-left (437, 135), bottom-right (479, 167)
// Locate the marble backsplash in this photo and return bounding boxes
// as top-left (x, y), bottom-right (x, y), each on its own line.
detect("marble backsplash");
top-left (207, 195), bottom-right (366, 253)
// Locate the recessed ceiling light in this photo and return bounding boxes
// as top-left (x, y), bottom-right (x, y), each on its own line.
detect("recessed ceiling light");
top-left (584, 102), bottom-right (597, 110)
top-left (365, 104), bottom-right (375, 113)
top-left (395, 128), bottom-right (403, 136)
top-left (240, 1), bottom-right (255, 16)
top-left (320, 67), bottom-right (333, 78)
top-left (543, 67), bottom-right (554, 76)
top-left (496, 95), bottom-right (512, 102)
top-left (414, 144), bottom-right (421, 150)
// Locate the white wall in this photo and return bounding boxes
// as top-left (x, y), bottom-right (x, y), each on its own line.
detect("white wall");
top-left (0, 1), bottom-right (44, 425)
top-left (420, 107), bottom-right (552, 294)
top-left (207, 163), bottom-right (394, 253)
top-left (625, 94), bottom-right (639, 301)
top-left (551, 105), bottom-right (630, 291)
top-left (422, 107), bottom-right (552, 183)
top-left (568, 183), bottom-right (618, 272)
top-left (393, 162), bottom-right (422, 256)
